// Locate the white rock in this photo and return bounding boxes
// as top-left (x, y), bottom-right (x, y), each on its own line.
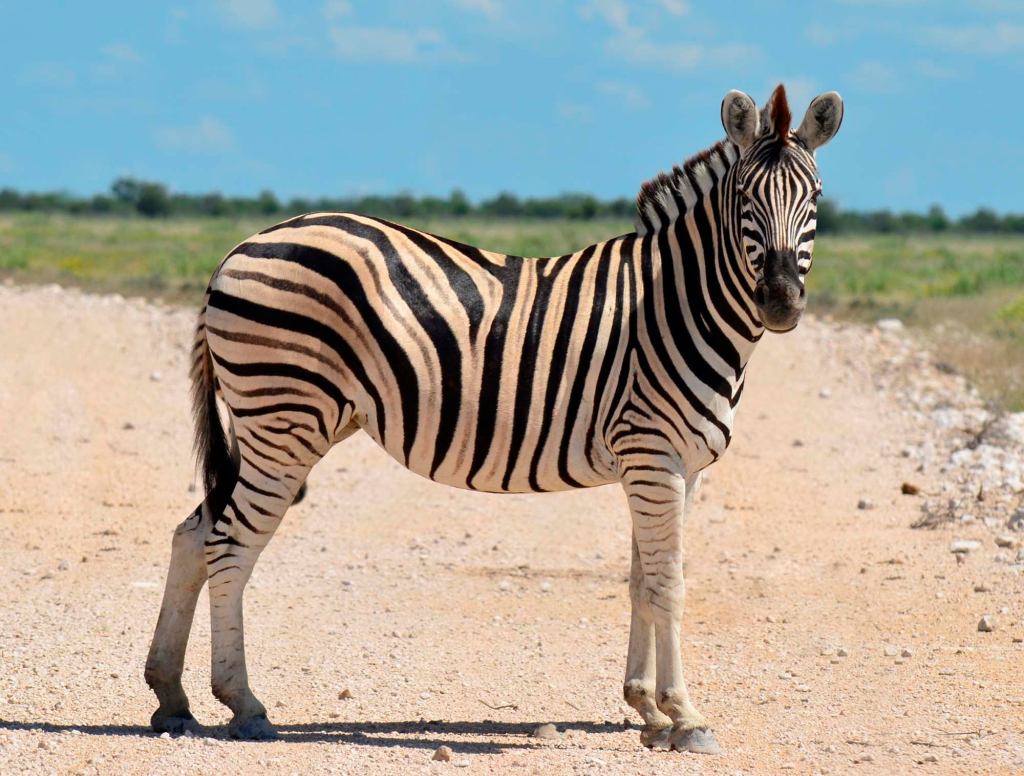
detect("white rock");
top-left (876, 318), bottom-right (904, 332)
top-left (531, 723), bottom-right (561, 739)
top-left (978, 615), bottom-right (996, 632)
top-left (950, 540), bottom-right (981, 554)
top-left (432, 745), bottom-right (453, 762)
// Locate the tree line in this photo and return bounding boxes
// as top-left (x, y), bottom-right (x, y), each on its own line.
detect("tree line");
top-left (1, 176), bottom-right (1022, 234)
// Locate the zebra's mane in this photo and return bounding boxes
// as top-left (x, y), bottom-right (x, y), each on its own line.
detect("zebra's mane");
top-left (634, 140), bottom-right (739, 236)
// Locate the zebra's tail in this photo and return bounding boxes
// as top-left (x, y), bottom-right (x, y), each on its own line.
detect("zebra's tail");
top-left (190, 304), bottom-right (239, 513)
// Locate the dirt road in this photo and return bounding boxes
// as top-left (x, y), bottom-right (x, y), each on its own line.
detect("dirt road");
top-left (0, 284), bottom-right (1021, 775)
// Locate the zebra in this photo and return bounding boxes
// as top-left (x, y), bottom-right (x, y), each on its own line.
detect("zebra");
top-left (144, 84), bottom-right (843, 753)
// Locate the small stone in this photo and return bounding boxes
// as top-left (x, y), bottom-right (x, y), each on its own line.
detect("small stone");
top-left (820, 647), bottom-right (834, 657)
top-left (921, 754), bottom-right (938, 763)
top-left (432, 745), bottom-right (453, 762)
top-left (836, 647), bottom-right (849, 657)
top-left (876, 318), bottom-right (903, 332)
top-left (974, 583), bottom-right (991, 593)
top-left (275, 700), bottom-right (285, 708)
top-left (110, 672), bottom-right (119, 679)
top-left (539, 580), bottom-right (552, 593)
top-left (995, 535), bottom-right (1016, 548)
top-left (901, 482), bottom-right (921, 495)
top-left (122, 421), bottom-right (135, 431)
top-left (338, 688), bottom-right (353, 700)
top-left (38, 740), bottom-right (49, 750)
top-left (950, 540), bottom-right (981, 554)
top-left (978, 615), bottom-right (997, 632)
top-left (57, 559), bottom-right (70, 571)
top-left (901, 648), bottom-right (913, 658)
top-left (857, 753), bottom-right (874, 763)
top-left (498, 579), bottom-right (511, 592)
top-left (149, 371), bottom-right (162, 382)
top-left (818, 387), bottom-right (832, 399)
top-left (203, 737), bottom-right (217, 746)
top-left (857, 499), bottom-right (874, 511)
top-left (883, 646), bottom-right (899, 657)
top-left (531, 723), bottom-right (561, 739)
top-left (159, 732), bottom-right (170, 739)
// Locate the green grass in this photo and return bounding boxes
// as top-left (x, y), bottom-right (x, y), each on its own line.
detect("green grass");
top-left (3, 214), bottom-right (1024, 407)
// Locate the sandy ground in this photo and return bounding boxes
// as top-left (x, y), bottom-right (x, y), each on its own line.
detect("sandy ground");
top-left (0, 283), bottom-right (1022, 776)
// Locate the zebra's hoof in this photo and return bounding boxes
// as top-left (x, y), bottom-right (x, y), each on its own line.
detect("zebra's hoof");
top-left (151, 709), bottom-right (205, 736)
top-left (639, 722), bottom-right (672, 749)
top-left (669, 725), bottom-right (721, 754)
top-left (229, 713), bottom-right (279, 741)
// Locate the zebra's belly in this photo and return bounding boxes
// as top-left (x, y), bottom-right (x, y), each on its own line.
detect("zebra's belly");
top-left (357, 419), bottom-right (620, 494)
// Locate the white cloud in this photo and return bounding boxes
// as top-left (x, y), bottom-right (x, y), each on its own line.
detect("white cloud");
top-left (216, 0), bottom-right (278, 29)
top-left (597, 80), bottom-right (649, 110)
top-left (805, 22), bottom-right (840, 47)
top-left (22, 63), bottom-right (77, 89)
top-left (155, 117), bottom-right (235, 153)
top-left (101, 43), bottom-right (142, 63)
top-left (328, 25), bottom-right (463, 63)
top-left (323, 0), bottom-right (351, 19)
top-left (581, 0), bottom-right (630, 32)
top-left (451, 0), bottom-right (502, 18)
top-left (581, 0), bottom-right (754, 72)
top-left (557, 102), bottom-right (592, 122)
top-left (923, 23), bottom-right (1024, 54)
top-left (848, 61), bottom-right (899, 94)
top-left (657, 0), bottom-right (690, 15)
top-left (914, 58), bottom-right (959, 79)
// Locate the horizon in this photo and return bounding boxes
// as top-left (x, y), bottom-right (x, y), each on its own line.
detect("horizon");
top-left (5, 2), bottom-right (1024, 216)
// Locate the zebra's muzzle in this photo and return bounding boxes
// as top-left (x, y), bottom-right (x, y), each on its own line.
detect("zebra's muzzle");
top-left (755, 250), bottom-right (806, 332)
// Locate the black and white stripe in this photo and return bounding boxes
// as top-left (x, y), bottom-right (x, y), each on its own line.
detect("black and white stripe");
top-left (146, 85), bottom-right (844, 745)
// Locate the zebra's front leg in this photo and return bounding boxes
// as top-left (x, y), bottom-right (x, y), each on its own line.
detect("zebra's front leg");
top-left (623, 532), bottom-right (673, 745)
top-left (145, 505), bottom-right (210, 735)
top-left (207, 453), bottom-right (312, 740)
top-left (621, 459), bottom-right (720, 755)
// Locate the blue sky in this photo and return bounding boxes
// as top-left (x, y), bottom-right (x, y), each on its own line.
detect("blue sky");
top-left (3, 1), bottom-right (1024, 215)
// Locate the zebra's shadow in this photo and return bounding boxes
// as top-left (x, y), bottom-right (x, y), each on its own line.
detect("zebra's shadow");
top-left (0, 718), bottom-right (629, 752)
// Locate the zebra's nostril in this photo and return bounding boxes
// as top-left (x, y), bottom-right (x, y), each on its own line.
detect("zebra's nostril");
top-left (754, 285), bottom-right (767, 307)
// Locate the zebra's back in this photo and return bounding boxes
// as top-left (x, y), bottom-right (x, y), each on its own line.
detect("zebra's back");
top-left (204, 213), bottom-right (638, 493)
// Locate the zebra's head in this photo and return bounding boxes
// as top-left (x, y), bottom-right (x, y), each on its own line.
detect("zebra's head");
top-left (721, 85), bottom-right (844, 332)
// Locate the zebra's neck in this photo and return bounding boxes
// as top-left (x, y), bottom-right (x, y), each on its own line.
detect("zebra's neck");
top-left (634, 141), bottom-right (763, 387)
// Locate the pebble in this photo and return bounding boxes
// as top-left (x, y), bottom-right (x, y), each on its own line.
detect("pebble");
top-left (856, 499), bottom-right (874, 511)
top-left (818, 387), bottom-right (832, 399)
top-left (498, 579), bottom-right (511, 592)
top-left (995, 535), bottom-right (1016, 548)
top-left (900, 482), bottom-right (921, 495)
top-left (978, 615), bottom-right (997, 632)
top-left (876, 318), bottom-right (904, 332)
top-left (159, 732), bottom-right (170, 739)
top-left (883, 646), bottom-right (899, 657)
top-left (57, 559), bottom-right (70, 571)
top-left (973, 583), bottom-right (991, 593)
top-left (432, 745), bottom-right (453, 762)
top-left (539, 580), bottom-right (552, 593)
top-left (149, 371), bottom-right (162, 382)
top-left (950, 540), bottom-right (981, 554)
top-left (531, 723), bottom-right (561, 740)
top-left (901, 648), bottom-right (913, 658)
top-left (836, 647), bottom-right (849, 657)
top-left (338, 688), bottom-right (353, 700)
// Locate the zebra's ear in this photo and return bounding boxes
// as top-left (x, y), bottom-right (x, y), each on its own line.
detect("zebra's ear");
top-left (721, 90), bottom-right (759, 152)
top-left (796, 92), bottom-right (844, 152)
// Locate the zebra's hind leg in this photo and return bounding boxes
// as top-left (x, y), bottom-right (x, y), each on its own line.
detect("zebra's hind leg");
top-left (206, 428), bottom-right (319, 740)
top-left (623, 532), bottom-right (673, 746)
top-left (145, 505), bottom-right (211, 735)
